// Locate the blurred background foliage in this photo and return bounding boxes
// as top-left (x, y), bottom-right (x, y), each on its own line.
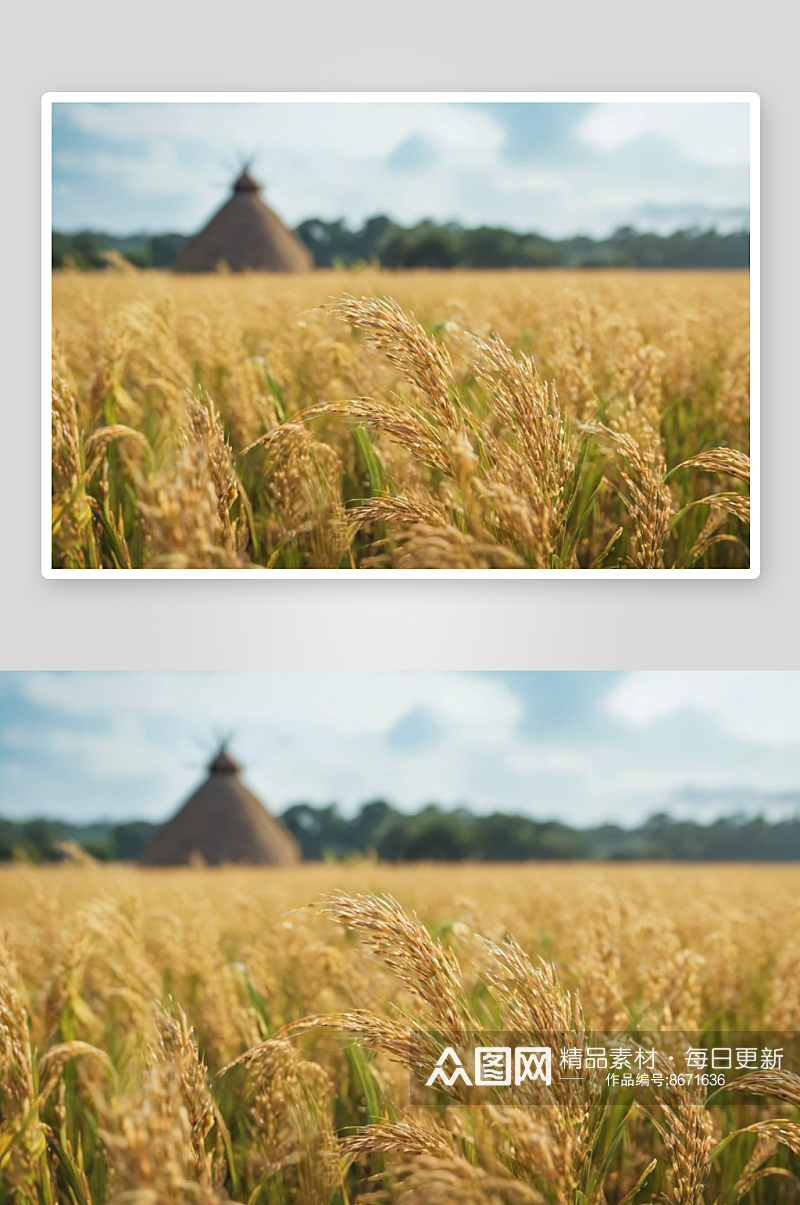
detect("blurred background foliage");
top-left (3, 804), bottom-right (798, 864)
top-left (52, 217), bottom-right (750, 272)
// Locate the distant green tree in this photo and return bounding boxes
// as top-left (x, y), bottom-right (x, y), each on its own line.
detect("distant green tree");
top-left (52, 230), bottom-right (109, 269)
top-left (6, 797), bottom-right (793, 866)
top-left (20, 819), bottom-right (63, 862)
top-left (380, 224), bottom-right (461, 269)
top-left (54, 221), bottom-right (750, 273)
top-left (0, 818), bottom-right (15, 861)
top-left (404, 816), bottom-right (469, 861)
top-left (282, 802), bottom-right (352, 860)
top-left (111, 821), bottom-right (155, 860)
top-left (295, 218), bottom-right (353, 268)
top-left (149, 234), bottom-right (187, 268)
top-left (517, 236), bottom-right (560, 268)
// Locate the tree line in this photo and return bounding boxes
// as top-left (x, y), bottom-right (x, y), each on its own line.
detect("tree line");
top-left (52, 218), bottom-right (750, 272)
top-left (0, 817), bottom-right (154, 863)
top-left (1, 803), bottom-right (797, 864)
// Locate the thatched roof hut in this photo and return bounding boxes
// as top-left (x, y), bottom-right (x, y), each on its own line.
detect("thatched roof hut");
top-left (172, 169), bottom-right (313, 273)
top-left (140, 746), bottom-right (301, 866)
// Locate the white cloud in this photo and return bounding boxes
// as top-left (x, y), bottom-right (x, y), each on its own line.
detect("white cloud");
top-left (66, 101), bottom-right (503, 164)
top-left (490, 166), bottom-right (572, 197)
top-left (13, 671), bottom-right (520, 742)
top-left (604, 672), bottom-right (800, 746)
top-left (55, 145), bottom-right (190, 200)
top-left (505, 744), bottom-right (596, 776)
top-left (577, 102), bottom-right (750, 168)
top-left (3, 716), bottom-right (175, 780)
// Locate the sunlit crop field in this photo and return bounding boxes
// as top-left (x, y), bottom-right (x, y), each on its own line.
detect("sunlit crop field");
top-left (51, 269), bottom-right (750, 570)
top-left (1, 862), bottom-right (797, 1203)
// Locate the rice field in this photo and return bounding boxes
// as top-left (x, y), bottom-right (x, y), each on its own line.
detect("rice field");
top-left (51, 269), bottom-right (750, 570)
top-left (1, 861), bottom-right (797, 1203)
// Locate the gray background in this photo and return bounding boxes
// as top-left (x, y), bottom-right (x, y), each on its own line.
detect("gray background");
top-left (2, 1), bottom-right (793, 670)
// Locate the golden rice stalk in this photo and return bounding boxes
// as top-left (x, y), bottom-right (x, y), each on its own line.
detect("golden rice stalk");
top-left (100, 248), bottom-right (138, 273)
top-left (54, 839), bottom-right (99, 868)
top-left (156, 1005), bottom-right (214, 1185)
top-left (37, 1039), bottom-right (111, 1103)
top-left (247, 422), bottom-right (349, 567)
top-left (693, 492), bottom-right (750, 526)
top-left (483, 1103), bottom-right (584, 1198)
top-left (138, 426), bottom-right (249, 570)
top-left (261, 1012), bottom-right (441, 1093)
top-left (78, 896), bottom-right (163, 1035)
top-left (605, 426), bottom-right (673, 568)
top-left (221, 1037), bottom-right (339, 1203)
top-left (185, 393), bottom-right (240, 542)
top-left (347, 493), bottom-right (448, 532)
top-left (382, 523), bottom-right (526, 570)
top-left (331, 294), bottom-right (459, 431)
top-left (619, 1157), bottom-right (658, 1205)
top-left (52, 364), bottom-right (95, 562)
top-left (0, 946), bottom-right (35, 1117)
top-left (727, 1069), bottom-right (800, 1109)
top-left (470, 335), bottom-right (570, 520)
top-left (734, 1167), bottom-right (797, 1200)
top-left (341, 1119), bottom-right (454, 1161)
top-left (476, 941), bottom-right (591, 1191)
top-left (467, 474), bottom-right (555, 568)
top-left (220, 1034), bottom-right (309, 1078)
top-left (678, 447), bottom-right (751, 558)
top-left (649, 1057), bottom-right (715, 1205)
top-left (0, 942), bottom-right (47, 1188)
top-left (52, 346), bottom-right (144, 569)
top-left (480, 934), bottom-right (584, 1041)
top-left (99, 1060), bottom-right (225, 1204)
top-left (379, 1151), bottom-right (545, 1204)
top-left (689, 502), bottom-right (733, 563)
top-left (658, 1094), bottom-right (714, 1205)
top-left (318, 892), bottom-right (478, 1039)
top-left (588, 525), bottom-right (624, 569)
top-left (42, 929), bottom-right (91, 1039)
top-left (52, 369), bottom-right (84, 499)
top-left (84, 424), bottom-right (147, 479)
top-left (733, 1132), bottom-right (780, 1200)
top-left (219, 1036), bottom-right (334, 1123)
top-left (245, 400), bottom-right (455, 477)
top-left (743, 1119), bottom-right (800, 1156)
top-left (678, 448), bottom-right (750, 484)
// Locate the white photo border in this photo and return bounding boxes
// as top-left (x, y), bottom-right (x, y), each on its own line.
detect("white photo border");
top-left (42, 91), bottom-right (760, 580)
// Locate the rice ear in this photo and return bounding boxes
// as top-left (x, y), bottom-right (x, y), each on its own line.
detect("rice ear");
top-left (677, 448), bottom-right (750, 484)
top-left (340, 1120), bottom-right (454, 1161)
top-left (330, 294), bottom-right (460, 431)
top-left (318, 892), bottom-right (479, 1039)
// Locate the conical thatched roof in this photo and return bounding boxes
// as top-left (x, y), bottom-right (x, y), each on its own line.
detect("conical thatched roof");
top-left (172, 169), bottom-right (313, 273)
top-left (140, 746), bottom-right (301, 866)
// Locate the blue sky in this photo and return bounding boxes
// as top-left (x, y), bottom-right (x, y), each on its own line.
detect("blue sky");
top-left (0, 672), bottom-right (796, 827)
top-left (51, 100), bottom-right (751, 239)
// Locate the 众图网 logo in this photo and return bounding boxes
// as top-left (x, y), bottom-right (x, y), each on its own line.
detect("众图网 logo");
top-left (426, 1045), bottom-right (552, 1088)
